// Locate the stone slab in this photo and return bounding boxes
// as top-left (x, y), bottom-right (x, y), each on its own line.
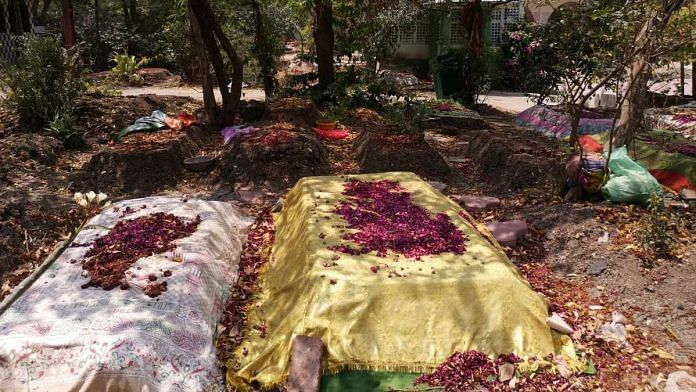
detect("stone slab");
top-left (452, 195), bottom-right (501, 211)
top-left (288, 336), bottom-right (324, 392)
top-left (485, 220), bottom-right (528, 247)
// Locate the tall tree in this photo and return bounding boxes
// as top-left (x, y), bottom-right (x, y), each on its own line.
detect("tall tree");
top-left (188, 2), bottom-right (218, 127)
top-left (614, 0), bottom-right (690, 147)
top-left (121, 0), bottom-right (139, 29)
top-left (188, 0), bottom-right (244, 127)
top-left (251, 0), bottom-right (275, 99)
top-left (60, 0), bottom-right (76, 48)
top-left (312, 0), bottom-right (335, 89)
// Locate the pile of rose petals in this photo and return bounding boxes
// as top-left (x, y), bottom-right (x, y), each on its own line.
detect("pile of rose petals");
top-left (332, 179), bottom-right (468, 258)
top-left (81, 212), bottom-right (200, 296)
top-left (216, 211), bottom-right (275, 361)
top-left (415, 351), bottom-right (568, 392)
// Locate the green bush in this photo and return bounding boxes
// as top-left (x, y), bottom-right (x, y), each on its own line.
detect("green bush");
top-left (637, 194), bottom-right (687, 266)
top-left (108, 52), bottom-right (149, 85)
top-left (1, 36), bottom-right (86, 128)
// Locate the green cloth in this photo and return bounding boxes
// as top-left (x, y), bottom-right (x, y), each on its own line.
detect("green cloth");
top-left (114, 110), bottom-right (168, 142)
top-left (321, 371), bottom-right (421, 392)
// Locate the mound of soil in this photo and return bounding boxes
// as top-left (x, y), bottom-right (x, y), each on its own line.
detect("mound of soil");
top-left (219, 122), bottom-right (330, 190)
top-left (75, 126), bottom-right (207, 197)
top-left (0, 134), bottom-right (71, 285)
top-left (74, 94), bottom-right (203, 142)
top-left (424, 116), bottom-right (487, 135)
top-left (465, 129), bottom-right (564, 192)
top-left (355, 129), bottom-right (455, 182)
top-left (261, 97), bottom-right (320, 127)
top-left (135, 68), bottom-right (178, 86)
top-left (239, 100), bottom-right (266, 123)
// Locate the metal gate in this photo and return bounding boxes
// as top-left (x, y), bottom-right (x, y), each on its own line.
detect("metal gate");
top-left (489, 1), bottom-right (524, 46)
top-left (1, 0), bottom-right (34, 64)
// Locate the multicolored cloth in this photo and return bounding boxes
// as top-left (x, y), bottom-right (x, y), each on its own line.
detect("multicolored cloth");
top-left (0, 197), bottom-right (252, 392)
top-left (515, 105), bottom-right (696, 193)
top-left (645, 102), bottom-right (696, 139)
top-left (586, 133), bottom-right (696, 193)
top-left (515, 105), bottom-right (614, 139)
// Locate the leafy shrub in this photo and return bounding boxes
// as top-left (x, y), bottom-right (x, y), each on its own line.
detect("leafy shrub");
top-left (1, 36), bottom-right (86, 128)
top-left (637, 194), bottom-right (687, 266)
top-left (108, 52), bottom-right (149, 85)
top-left (496, 25), bottom-right (562, 103)
top-left (279, 67), bottom-right (404, 110)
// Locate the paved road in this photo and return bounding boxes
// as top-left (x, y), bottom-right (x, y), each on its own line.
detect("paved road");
top-left (121, 82), bottom-right (693, 116)
top-left (121, 86), bottom-right (539, 114)
top-left (120, 86), bottom-right (267, 102)
top-left (479, 91), bottom-right (542, 114)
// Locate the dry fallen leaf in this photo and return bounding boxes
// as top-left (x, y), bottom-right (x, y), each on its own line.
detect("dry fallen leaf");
top-left (653, 348), bottom-right (675, 360)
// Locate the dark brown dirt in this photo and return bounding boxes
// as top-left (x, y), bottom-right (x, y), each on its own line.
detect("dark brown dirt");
top-left (219, 121), bottom-right (330, 190)
top-left (74, 93), bottom-right (204, 142)
top-left (355, 129), bottom-right (456, 182)
top-left (75, 126), bottom-right (207, 197)
top-left (464, 127), bottom-right (565, 192)
top-left (260, 97), bottom-right (320, 127)
top-left (0, 133), bottom-right (73, 291)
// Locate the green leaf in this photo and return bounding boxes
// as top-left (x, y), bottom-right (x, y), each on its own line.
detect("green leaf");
top-left (583, 358), bottom-right (597, 375)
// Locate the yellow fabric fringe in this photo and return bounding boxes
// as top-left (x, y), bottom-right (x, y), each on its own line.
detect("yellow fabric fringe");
top-left (227, 172), bottom-right (575, 391)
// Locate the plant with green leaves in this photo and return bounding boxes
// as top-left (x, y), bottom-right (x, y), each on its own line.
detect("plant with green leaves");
top-left (498, 25), bottom-right (561, 103)
top-left (1, 36), bottom-right (86, 129)
top-left (637, 193), bottom-right (687, 267)
top-left (108, 51), bottom-right (150, 85)
top-left (528, 1), bottom-right (630, 146)
top-left (44, 112), bottom-right (86, 148)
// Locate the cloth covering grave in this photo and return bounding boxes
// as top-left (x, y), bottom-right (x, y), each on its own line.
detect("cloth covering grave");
top-left (645, 102), bottom-right (696, 139)
top-left (0, 197), bottom-right (253, 392)
top-left (229, 172), bottom-right (573, 390)
top-left (515, 105), bottom-right (696, 193)
top-left (515, 105), bottom-right (613, 139)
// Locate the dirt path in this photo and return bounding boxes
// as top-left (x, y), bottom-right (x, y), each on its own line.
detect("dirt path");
top-left (120, 86), bottom-right (266, 102)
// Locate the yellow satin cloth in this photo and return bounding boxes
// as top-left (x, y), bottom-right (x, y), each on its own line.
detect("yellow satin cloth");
top-left (229, 172), bottom-right (571, 390)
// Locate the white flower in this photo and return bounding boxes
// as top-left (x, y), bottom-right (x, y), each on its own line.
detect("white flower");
top-left (103, 201), bottom-right (112, 207)
top-left (78, 198), bottom-right (89, 207)
top-left (73, 192), bottom-right (85, 203)
top-left (96, 192), bottom-right (108, 204)
top-left (86, 191), bottom-right (97, 202)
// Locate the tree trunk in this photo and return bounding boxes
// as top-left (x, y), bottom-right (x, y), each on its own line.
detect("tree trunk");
top-left (128, 0), bottom-right (139, 26)
top-left (121, 0), bottom-right (132, 28)
top-left (188, 0), bottom-right (243, 127)
top-left (60, 0), bottom-right (76, 49)
top-left (251, 0), bottom-right (275, 100)
top-left (188, 2), bottom-right (218, 127)
top-left (614, 57), bottom-right (650, 147)
top-left (313, 0), bottom-right (335, 89)
top-left (614, 0), bottom-right (686, 147)
top-left (566, 102), bottom-right (582, 148)
top-left (94, 0), bottom-right (101, 42)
